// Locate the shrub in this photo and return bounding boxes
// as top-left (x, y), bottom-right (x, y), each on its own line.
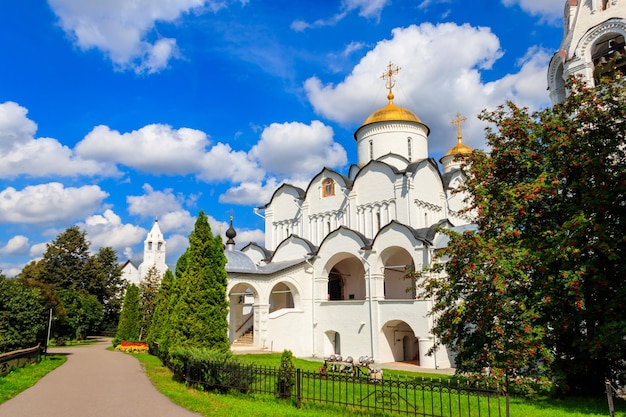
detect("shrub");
top-left (276, 350), bottom-right (296, 398)
top-left (168, 347), bottom-right (255, 394)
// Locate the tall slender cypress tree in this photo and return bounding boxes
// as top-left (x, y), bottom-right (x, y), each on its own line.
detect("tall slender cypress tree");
top-left (114, 284), bottom-right (140, 344)
top-left (162, 211), bottom-right (230, 353)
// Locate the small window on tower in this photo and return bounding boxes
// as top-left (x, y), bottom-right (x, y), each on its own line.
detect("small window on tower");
top-left (158, 242), bottom-right (162, 250)
top-left (369, 140), bottom-right (374, 160)
top-left (322, 178), bottom-right (335, 197)
top-left (148, 241), bottom-right (153, 250)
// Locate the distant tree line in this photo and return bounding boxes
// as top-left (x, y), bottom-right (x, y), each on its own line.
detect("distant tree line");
top-left (0, 226), bottom-right (125, 353)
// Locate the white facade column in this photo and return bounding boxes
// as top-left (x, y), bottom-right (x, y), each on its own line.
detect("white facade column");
top-left (254, 303), bottom-right (270, 350)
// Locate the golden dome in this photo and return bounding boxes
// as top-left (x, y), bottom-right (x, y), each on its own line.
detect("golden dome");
top-left (362, 94), bottom-right (423, 126)
top-left (442, 112), bottom-right (473, 158)
top-left (443, 140), bottom-right (473, 157)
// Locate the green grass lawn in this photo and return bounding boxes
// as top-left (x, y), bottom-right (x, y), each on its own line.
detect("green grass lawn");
top-left (133, 352), bottom-right (625, 417)
top-left (0, 355), bottom-right (67, 403)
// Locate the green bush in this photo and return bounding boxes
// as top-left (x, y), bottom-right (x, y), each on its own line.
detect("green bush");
top-left (276, 350), bottom-right (296, 398)
top-left (168, 347), bottom-right (255, 394)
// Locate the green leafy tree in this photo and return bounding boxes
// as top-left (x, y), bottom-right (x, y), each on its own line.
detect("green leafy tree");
top-left (139, 265), bottom-right (161, 340)
top-left (18, 260), bottom-right (66, 321)
top-left (161, 211), bottom-right (230, 354)
top-left (39, 226), bottom-right (90, 291)
top-left (0, 273), bottom-right (48, 353)
top-left (56, 290), bottom-right (103, 340)
top-left (420, 75), bottom-right (626, 395)
top-left (114, 284), bottom-right (141, 344)
top-left (82, 247), bottom-right (125, 331)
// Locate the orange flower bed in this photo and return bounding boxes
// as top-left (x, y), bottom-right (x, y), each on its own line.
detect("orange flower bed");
top-left (115, 341), bottom-right (149, 353)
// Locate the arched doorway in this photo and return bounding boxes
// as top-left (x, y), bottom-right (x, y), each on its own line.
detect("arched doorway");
top-left (324, 330), bottom-right (341, 355)
top-left (228, 284), bottom-right (257, 344)
top-left (382, 320), bottom-right (418, 363)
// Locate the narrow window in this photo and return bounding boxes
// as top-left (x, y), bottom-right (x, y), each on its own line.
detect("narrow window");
top-left (369, 140), bottom-right (374, 160)
top-left (407, 137), bottom-right (412, 161)
top-left (376, 212), bottom-right (381, 231)
top-left (157, 242), bottom-right (162, 250)
top-left (148, 241), bottom-right (152, 250)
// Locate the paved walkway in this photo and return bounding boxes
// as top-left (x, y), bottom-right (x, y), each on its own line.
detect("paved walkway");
top-left (0, 338), bottom-right (201, 417)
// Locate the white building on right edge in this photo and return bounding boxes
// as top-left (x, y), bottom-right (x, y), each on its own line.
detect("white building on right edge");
top-left (548, 0), bottom-right (626, 104)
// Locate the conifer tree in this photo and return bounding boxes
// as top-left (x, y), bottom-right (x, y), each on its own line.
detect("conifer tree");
top-left (139, 265), bottom-right (161, 340)
top-left (146, 269), bottom-right (174, 348)
top-left (161, 211), bottom-right (230, 353)
top-left (114, 284), bottom-right (141, 344)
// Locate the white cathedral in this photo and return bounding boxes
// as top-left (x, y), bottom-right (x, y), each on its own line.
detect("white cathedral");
top-left (223, 0), bottom-right (625, 368)
top-left (121, 219), bottom-right (169, 286)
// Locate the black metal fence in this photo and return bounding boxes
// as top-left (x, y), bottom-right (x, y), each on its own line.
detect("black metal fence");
top-left (0, 344), bottom-right (40, 376)
top-left (181, 359), bottom-right (507, 417)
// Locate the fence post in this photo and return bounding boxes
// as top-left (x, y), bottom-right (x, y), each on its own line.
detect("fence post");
top-left (606, 378), bottom-right (615, 417)
top-left (296, 368), bottom-right (301, 409)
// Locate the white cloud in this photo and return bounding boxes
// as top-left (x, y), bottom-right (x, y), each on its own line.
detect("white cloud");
top-left (127, 184), bottom-right (190, 217)
top-left (0, 102), bottom-right (118, 179)
top-left (291, 0), bottom-right (389, 31)
top-left (234, 228), bottom-right (265, 248)
top-left (81, 209), bottom-right (147, 252)
top-left (304, 23), bottom-right (552, 154)
top-left (219, 178), bottom-right (280, 205)
top-left (126, 184), bottom-right (197, 236)
top-left (0, 235), bottom-right (30, 256)
top-left (249, 121), bottom-right (347, 179)
top-left (76, 124), bottom-right (263, 182)
top-left (345, 0), bottom-right (390, 19)
top-left (164, 233), bottom-right (190, 263)
top-left (197, 142), bottom-right (264, 183)
top-left (501, 0), bottom-right (564, 22)
top-left (76, 124), bottom-right (210, 173)
top-left (29, 242), bottom-right (48, 259)
top-left (159, 210), bottom-right (197, 235)
top-left (47, 0), bottom-right (227, 73)
top-left (0, 183), bottom-right (109, 224)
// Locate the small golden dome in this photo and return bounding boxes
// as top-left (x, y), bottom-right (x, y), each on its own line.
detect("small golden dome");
top-left (443, 140), bottom-right (473, 157)
top-left (443, 112), bottom-right (472, 158)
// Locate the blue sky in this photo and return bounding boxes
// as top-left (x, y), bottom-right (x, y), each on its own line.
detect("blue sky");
top-left (0, 0), bottom-right (565, 276)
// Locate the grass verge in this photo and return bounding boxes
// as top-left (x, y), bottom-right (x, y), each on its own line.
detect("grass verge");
top-left (0, 355), bottom-right (67, 404)
top-left (133, 353), bottom-right (624, 417)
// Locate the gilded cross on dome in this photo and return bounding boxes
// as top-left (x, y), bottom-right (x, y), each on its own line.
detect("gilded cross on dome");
top-left (381, 62), bottom-right (401, 102)
top-left (450, 112), bottom-right (467, 143)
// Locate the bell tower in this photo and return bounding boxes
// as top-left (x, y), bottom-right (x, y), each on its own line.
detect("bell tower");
top-left (548, 0), bottom-right (626, 104)
top-left (138, 218), bottom-right (168, 282)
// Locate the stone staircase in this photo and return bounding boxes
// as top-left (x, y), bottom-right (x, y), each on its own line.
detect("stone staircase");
top-left (233, 328), bottom-right (254, 345)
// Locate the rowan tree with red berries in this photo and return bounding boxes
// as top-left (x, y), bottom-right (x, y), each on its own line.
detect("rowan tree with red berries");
top-left (420, 73), bottom-right (626, 395)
